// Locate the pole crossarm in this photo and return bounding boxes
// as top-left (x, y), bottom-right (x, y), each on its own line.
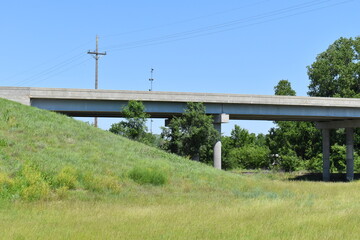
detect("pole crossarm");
top-left (87, 51), bottom-right (107, 57)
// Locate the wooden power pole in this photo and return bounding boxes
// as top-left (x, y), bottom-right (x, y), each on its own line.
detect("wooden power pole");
top-left (88, 35), bottom-right (106, 127)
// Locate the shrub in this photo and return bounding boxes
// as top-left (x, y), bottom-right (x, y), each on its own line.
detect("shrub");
top-left (0, 139), bottom-right (8, 147)
top-left (331, 144), bottom-right (346, 172)
top-left (0, 172), bottom-right (14, 188)
top-left (305, 154), bottom-right (323, 172)
top-left (129, 165), bottom-right (168, 186)
top-left (278, 149), bottom-right (301, 172)
top-left (55, 186), bottom-right (69, 200)
top-left (305, 147), bottom-right (360, 173)
top-left (54, 166), bottom-right (78, 189)
top-left (228, 144), bottom-right (270, 169)
top-left (354, 157), bottom-right (360, 173)
top-left (0, 172), bottom-right (15, 198)
top-left (16, 164), bottom-right (51, 201)
top-left (21, 182), bottom-right (50, 201)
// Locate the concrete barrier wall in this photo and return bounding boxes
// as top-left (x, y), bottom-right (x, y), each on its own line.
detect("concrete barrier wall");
top-left (0, 87), bottom-right (31, 105)
top-left (26, 87), bottom-right (360, 108)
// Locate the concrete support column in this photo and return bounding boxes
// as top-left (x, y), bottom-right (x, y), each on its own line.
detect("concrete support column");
top-left (213, 123), bottom-right (222, 169)
top-left (213, 114), bottom-right (229, 170)
top-left (346, 128), bottom-right (354, 181)
top-left (322, 129), bottom-right (330, 182)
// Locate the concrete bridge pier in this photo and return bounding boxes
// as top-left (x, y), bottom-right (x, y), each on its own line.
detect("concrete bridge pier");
top-left (322, 128), bottom-right (330, 182)
top-left (316, 121), bottom-right (359, 182)
top-left (213, 114), bottom-right (229, 169)
top-left (346, 128), bottom-right (354, 181)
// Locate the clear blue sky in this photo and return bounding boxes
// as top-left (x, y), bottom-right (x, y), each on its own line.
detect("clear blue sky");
top-left (2, 0), bottom-right (359, 135)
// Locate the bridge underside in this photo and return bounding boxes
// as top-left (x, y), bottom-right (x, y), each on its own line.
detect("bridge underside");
top-left (30, 98), bottom-right (360, 182)
top-left (31, 99), bottom-right (360, 122)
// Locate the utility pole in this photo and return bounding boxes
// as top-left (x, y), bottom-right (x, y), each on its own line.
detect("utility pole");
top-left (149, 68), bottom-right (154, 133)
top-left (88, 35), bottom-right (106, 127)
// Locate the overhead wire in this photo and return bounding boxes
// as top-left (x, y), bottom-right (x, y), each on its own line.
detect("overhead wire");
top-left (9, 0), bottom-right (354, 87)
top-left (102, 0), bottom-right (272, 38)
top-left (15, 58), bottom-right (92, 87)
top-left (105, 0), bottom-right (326, 49)
top-left (110, 0), bottom-right (355, 52)
top-left (2, 41), bottom-right (91, 81)
top-left (12, 53), bottom-right (88, 86)
top-left (105, 0), bottom-right (350, 52)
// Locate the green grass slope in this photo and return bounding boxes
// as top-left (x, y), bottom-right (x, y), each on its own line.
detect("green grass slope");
top-left (0, 98), bottom-right (254, 201)
top-left (2, 98), bottom-right (360, 240)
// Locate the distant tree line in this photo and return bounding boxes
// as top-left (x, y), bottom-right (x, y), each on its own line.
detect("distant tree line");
top-left (110, 36), bottom-right (360, 173)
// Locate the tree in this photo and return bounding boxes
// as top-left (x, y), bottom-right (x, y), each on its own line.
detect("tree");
top-left (227, 144), bottom-right (270, 170)
top-left (221, 125), bottom-right (270, 170)
top-left (307, 36), bottom-right (360, 166)
top-left (274, 79), bottom-right (296, 96)
top-left (161, 102), bottom-right (219, 164)
top-left (109, 100), bottom-right (150, 141)
top-left (307, 37), bottom-right (360, 98)
top-left (266, 80), bottom-right (321, 170)
top-left (230, 125), bottom-right (256, 148)
top-left (267, 120), bottom-right (321, 162)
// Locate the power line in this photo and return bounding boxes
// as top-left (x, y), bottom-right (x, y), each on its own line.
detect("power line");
top-left (7, 2), bottom-right (269, 86)
top-left (13, 53), bottom-right (87, 86)
top-left (102, 0), bottom-right (271, 38)
top-left (5, 39), bottom-right (94, 84)
top-left (5, 0), bottom-right (354, 88)
top-left (105, 0), bottom-right (353, 52)
top-left (14, 58), bottom-right (91, 87)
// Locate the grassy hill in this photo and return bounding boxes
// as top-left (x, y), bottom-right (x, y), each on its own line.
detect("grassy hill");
top-left (0, 98), bottom-right (247, 201)
top-left (0, 98), bottom-right (304, 200)
top-left (1, 98), bottom-right (360, 240)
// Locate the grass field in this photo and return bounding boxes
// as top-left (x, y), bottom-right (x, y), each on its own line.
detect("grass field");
top-left (1, 98), bottom-right (360, 239)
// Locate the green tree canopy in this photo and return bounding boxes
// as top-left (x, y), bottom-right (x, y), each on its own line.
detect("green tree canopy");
top-left (230, 125), bottom-right (256, 148)
top-left (266, 80), bottom-right (321, 171)
top-left (307, 36), bottom-right (360, 164)
top-left (109, 100), bottom-right (149, 141)
top-left (222, 125), bottom-right (270, 170)
top-left (274, 79), bottom-right (296, 96)
top-left (307, 36), bottom-right (360, 98)
top-left (161, 102), bottom-right (219, 164)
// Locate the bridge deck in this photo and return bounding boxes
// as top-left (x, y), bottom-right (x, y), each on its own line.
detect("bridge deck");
top-left (2, 87), bottom-right (360, 121)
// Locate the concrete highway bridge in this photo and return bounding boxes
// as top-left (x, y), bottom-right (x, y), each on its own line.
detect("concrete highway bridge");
top-left (2, 86), bottom-right (360, 181)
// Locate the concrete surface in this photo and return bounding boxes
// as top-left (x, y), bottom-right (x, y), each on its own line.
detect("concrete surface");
top-left (2, 87), bottom-right (360, 121)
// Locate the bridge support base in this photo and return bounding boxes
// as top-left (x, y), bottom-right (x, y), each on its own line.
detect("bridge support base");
top-left (213, 114), bottom-right (229, 170)
top-left (214, 141), bottom-right (221, 169)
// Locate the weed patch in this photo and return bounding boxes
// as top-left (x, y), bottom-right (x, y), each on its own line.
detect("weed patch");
top-left (129, 165), bottom-right (168, 186)
top-left (16, 164), bottom-right (51, 201)
top-left (0, 172), bottom-right (15, 198)
top-left (81, 172), bottom-right (121, 193)
top-left (0, 138), bottom-right (8, 147)
top-left (54, 166), bottom-right (78, 189)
